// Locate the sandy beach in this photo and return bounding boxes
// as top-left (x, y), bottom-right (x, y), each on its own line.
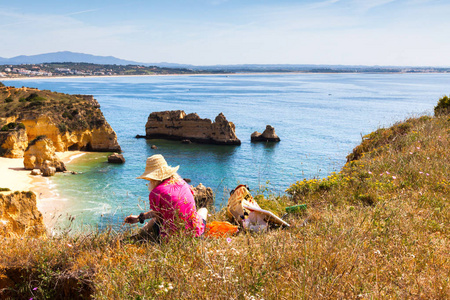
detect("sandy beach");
top-left (0, 157), bottom-right (34, 192)
top-left (0, 151), bottom-right (86, 228)
top-left (0, 151), bottom-right (83, 192)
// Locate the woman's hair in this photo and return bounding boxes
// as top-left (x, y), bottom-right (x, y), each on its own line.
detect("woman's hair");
top-left (148, 179), bottom-right (162, 192)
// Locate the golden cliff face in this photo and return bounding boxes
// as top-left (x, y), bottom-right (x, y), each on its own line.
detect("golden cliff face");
top-left (0, 129), bottom-right (28, 158)
top-left (23, 136), bottom-right (66, 172)
top-left (21, 116), bottom-right (121, 152)
top-left (0, 191), bottom-right (46, 238)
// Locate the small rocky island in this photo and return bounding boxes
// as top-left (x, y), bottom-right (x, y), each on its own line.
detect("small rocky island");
top-left (0, 85), bottom-right (121, 157)
top-left (138, 110), bottom-right (241, 145)
top-left (251, 125), bottom-right (280, 142)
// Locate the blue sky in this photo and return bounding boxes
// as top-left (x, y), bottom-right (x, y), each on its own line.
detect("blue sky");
top-left (1, 0), bottom-right (450, 66)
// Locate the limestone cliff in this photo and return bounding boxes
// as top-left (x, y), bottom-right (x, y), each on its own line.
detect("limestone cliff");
top-left (0, 86), bottom-right (121, 156)
top-left (23, 136), bottom-right (66, 172)
top-left (0, 124), bottom-right (28, 158)
top-left (20, 116), bottom-right (120, 152)
top-left (143, 110), bottom-right (241, 145)
top-left (0, 191), bottom-right (46, 237)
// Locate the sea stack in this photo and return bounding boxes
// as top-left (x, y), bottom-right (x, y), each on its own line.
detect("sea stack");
top-left (251, 125), bottom-right (280, 142)
top-left (142, 110), bottom-right (241, 145)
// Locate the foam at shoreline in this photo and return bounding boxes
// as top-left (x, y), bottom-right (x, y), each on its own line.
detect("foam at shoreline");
top-left (64, 152), bottom-right (86, 163)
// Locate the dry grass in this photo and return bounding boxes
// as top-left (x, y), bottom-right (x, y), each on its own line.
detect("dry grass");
top-left (1, 113), bottom-right (449, 299)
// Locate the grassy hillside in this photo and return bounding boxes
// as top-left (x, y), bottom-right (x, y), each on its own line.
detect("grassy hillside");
top-left (0, 85), bottom-right (106, 132)
top-left (1, 99), bottom-right (449, 299)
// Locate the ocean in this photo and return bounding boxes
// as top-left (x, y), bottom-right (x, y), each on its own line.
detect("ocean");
top-left (6, 73), bottom-right (450, 231)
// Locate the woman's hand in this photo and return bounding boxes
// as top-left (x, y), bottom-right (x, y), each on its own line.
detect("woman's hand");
top-left (123, 215), bottom-right (139, 224)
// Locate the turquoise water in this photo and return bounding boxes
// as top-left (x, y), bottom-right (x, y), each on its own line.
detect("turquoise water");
top-left (6, 73), bottom-right (450, 230)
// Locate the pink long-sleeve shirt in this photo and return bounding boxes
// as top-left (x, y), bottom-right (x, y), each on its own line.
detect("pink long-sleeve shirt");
top-left (149, 175), bottom-right (205, 237)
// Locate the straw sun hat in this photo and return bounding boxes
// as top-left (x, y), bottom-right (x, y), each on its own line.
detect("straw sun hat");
top-left (136, 154), bottom-right (179, 181)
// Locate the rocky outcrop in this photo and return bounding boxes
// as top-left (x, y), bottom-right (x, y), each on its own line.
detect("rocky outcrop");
top-left (192, 183), bottom-right (214, 208)
top-left (0, 191), bottom-right (46, 237)
top-left (23, 136), bottom-right (66, 172)
top-left (0, 86), bottom-right (121, 157)
top-left (251, 125), bottom-right (280, 142)
top-left (21, 114), bottom-right (121, 152)
top-left (30, 169), bottom-right (42, 176)
top-left (41, 161), bottom-right (56, 177)
top-left (142, 110), bottom-right (241, 145)
top-left (108, 153), bottom-right (125, 164)
top-left (0, 127), bottom-right (28, 158)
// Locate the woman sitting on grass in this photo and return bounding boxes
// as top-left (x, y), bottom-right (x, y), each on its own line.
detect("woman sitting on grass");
top-left (124, 154), bottom-right (207, 240)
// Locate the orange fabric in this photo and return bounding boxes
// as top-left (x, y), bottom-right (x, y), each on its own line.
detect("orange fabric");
top-left (204, 221), bottom-right (239, 238)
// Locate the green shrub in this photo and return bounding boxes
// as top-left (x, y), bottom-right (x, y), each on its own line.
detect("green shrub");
top-left (19, 97), bottom-right (26, 102)
top-left (25, 93), bottom-right (46, 102)
top-left (0, 187), bottom-right (11, 192)
top-left (4, 97), bottom-right (13, 103)
top-left (62, 111), bottom-right (73, 120)
top-left (77, 119), bottom-right (88, 129)
top-left (58, 123), bottom-right (68, 133)
top-left (26, 101), bottom-right (44, 108)
top-left (0, 82), bottom-right (4, 87)
top-left (434, 95), bottom-right (450, 116)
top-left (0, 122), bottom-right (23, 131)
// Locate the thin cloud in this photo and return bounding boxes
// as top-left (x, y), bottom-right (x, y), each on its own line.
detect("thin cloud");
top-left (202, 0), bottom-right (230, 5)
top-left (351, 0), bottom-right (398, 12)
top-left (308, 0), bottom-right (342, 9)
top-left (0, 8), bottom-right (99, 28)
top-left (65, 9), bottom-right (100, 16)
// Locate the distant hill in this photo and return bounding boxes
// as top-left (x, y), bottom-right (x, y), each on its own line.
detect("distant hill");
top-left (0, 51), bottom-right (140, 66)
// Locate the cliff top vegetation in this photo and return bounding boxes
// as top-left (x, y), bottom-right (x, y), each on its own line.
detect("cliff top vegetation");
top-left (0, 97), bottom-right (449, 299)
top-left (0, 85), bottom-right (106, 132)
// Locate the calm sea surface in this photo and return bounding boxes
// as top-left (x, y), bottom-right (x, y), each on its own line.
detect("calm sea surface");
top-left (6, 73), bottom-right (450, 230)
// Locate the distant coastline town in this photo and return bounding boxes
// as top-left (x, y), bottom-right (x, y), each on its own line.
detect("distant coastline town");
top-left (0, 62), bottom-right (226, 78)
top-left (1, 62), bottom-right (450, 79)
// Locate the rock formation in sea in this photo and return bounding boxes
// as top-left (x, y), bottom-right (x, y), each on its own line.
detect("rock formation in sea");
top-left (251, 125), bottom-right (281, 142)
top-left (142, 110), bottom-right (241, 145)
top-left (0, 191), bottom-right (46, 238)
top-left (191, 183), bottom-right (214, 208)
top-left (107, 153), bottom-right (125, 164)
top-left (0, 86), bottom-right (121, 156)
top-left (23, 136), bottom-right (66, 173)
top-left (40, 160), bottom-right (57, 177)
